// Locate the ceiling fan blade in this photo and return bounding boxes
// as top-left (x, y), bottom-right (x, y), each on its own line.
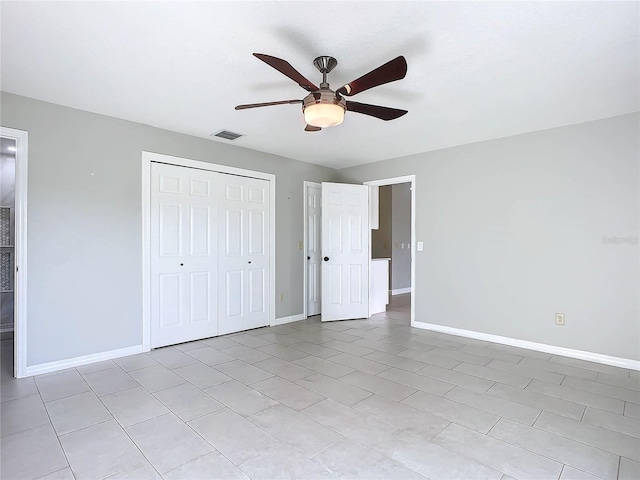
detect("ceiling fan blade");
top-left (346, 101), bottom-right (408, 121)
top-left (305, 125), bottom-right (322, 132)
top-left (337, 56), bottom-right (407, 96)
top-left (235, 99), bottom-right (302, 110)
top-left (254, 53), bottom-right (319, 92)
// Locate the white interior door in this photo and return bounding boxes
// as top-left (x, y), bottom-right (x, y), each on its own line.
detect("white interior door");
top-left (150, 163), bottom-right (219, 348)
top-left (306, 183), bottom-right (321, 316)
top-left (218, 174), bottom-right (270, 334)
top-left (321, 182), bottom-right (369, 322)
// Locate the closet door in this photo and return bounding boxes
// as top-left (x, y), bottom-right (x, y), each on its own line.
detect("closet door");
top-left (150, 163), bottom-right (219, 348)
top-left (218, 174), bottom-right (270, 334)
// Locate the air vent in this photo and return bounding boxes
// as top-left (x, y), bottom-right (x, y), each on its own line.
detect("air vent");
top-left (211, 130), bottom-right (244, 141)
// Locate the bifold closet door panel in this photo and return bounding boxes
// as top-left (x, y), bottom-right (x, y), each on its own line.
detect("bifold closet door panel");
top-left (218, 174), bottom-right (270, 335)
top-left (150, 163), bottom-right (219, 348)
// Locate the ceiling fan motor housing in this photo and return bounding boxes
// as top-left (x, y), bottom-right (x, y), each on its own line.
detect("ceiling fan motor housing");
top-left (302, 90), bottom-right (346, 110)
top-left (303, 89), bottom-right (347, 127)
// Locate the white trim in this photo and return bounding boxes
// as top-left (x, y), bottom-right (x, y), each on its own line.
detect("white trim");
top-left (1, 127), bottom-right (28, 379)
top-left (269, 171), bottom-right (276, 329)
top-left (364, 175), bottom-right (416, 326)
top-left (145, 151), bottom-right (277, 181)
top-left (141, 151), bottom-right (277, 351)
top-left (275, 313), bottom-right (305, 326)
top-left (413, 322), bottom-right (640, 371)
top-left (141, 158), bottom-right (151, 352)
top-left (26, 345), bottom-right (144, 377)
top-left (302, 181), bottom-right (321, 320)
top-left (391, 287), bottom-right (412, 295)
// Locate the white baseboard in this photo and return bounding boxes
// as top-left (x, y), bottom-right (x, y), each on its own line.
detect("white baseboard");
top-left (26, 345), bottom-right (144, 377)
top-left (275, 314), bottom-right (305, 326)
top-left (391, 287), bottom-right (412, 295)
top-left (412, 321), bottom-right (640, 371)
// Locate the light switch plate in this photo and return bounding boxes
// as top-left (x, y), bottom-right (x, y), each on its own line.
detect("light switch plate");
top-left (417, 241), bottom-right (424, 251)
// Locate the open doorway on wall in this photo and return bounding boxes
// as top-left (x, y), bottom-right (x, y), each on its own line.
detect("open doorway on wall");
top-left (302, 176), bottom-right (415, 326)
top-left (1, 138), bottom-right (16, 339)
top-left (1, 127), bottom-right (27, 379)
top-left (373, 183), bottom-right (412, 293)
top-left (366, 176), bottom-right (416, 326)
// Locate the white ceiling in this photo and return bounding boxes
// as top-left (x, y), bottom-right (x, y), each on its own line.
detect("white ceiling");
top-left (1, 1), bottom-right (638, 169)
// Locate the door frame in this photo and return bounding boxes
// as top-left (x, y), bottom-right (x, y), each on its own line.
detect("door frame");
top-left (302, 181), bottom-right (320, 319)
top-left (141, 151), bottom-right (276, 351)
top-left (364, 175), bottom-right (416, 326)
top-left (1, 127), bottom-right (28, 378)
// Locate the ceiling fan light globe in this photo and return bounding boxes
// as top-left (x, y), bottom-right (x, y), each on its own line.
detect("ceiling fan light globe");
top-left (304, 103), bottom-right (345, 128)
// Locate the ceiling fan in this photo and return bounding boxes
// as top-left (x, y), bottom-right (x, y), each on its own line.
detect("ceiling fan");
top-left (235, 53), bottom-right (408, 132)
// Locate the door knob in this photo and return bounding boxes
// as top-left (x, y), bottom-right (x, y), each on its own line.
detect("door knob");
top-left (180, 263), bottom-right (184, 266)
top-left (323, 256), bottom-right (329, 261)
top-left (307, 256), bottom-right (310, 260)
top-left (248, 261), bottom-right (252, 264)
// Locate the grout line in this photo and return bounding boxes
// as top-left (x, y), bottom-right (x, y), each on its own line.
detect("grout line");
top-left (532, 409), bottom-right (544, 426)
top-left (32, 376), bottom-right (74, 478)
top-left (616, 455), bottom-right (622, 479)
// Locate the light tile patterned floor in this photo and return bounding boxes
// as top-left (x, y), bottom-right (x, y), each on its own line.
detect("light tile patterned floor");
top-left (1, 294), bottom-right (639, 479)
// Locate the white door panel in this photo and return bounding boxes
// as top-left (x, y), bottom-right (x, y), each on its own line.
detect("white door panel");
top-left (218, 175), bottom-right (270, 334)
top-left (159, 273), bottom-right (181, 327)
top-left (306, 184), bottom-right (321, 316)
top-left (151, 163), bottom-right (219, 347)
top-left (225, 270), bottom-right (243, 318)
top-left (321, 182), bottom-right (369, 322)
top-left (159, 204), bottom-right (182, 256)
top-left (190, 272), bottom-right (211, 322)
top-left (190, 206), bottom-right (210, 256)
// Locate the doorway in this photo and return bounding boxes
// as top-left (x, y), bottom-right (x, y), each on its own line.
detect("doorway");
top-left (1, 138), bottom-right (16, 337)
top-left (372, 183), bottom-right (412, 295)
top-left (365, 175), bottom-right (416, 326)
top-left (303, 176), bottom-right (415, 325)
top-left (0, 127), bottom-right (28, 379)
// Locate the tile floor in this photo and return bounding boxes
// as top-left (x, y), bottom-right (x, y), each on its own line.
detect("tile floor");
top-left (1, 294), bottom-right (639, 479)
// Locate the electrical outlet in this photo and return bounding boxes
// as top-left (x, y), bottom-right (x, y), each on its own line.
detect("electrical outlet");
top-left (555, 313), bottom-right (565, 325)
top-left (279, 293), bottom-right (285, 302)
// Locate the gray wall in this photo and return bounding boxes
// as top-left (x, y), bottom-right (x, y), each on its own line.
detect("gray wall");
top-left (340, 113), bottom-right (640, 360)
top-left (391, 183), bottom-right (411, 291)
top-left (1, 92), bottom-right (338, 366)
top-left (3, 91), bottom-right (638, 365)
